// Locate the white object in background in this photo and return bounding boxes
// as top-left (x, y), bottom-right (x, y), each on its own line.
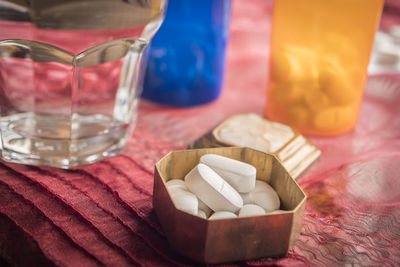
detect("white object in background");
top-left (209, 211), bottom-right (237, 220)
top-left (217, 113), bottom-right (295, 153)
top-left (238, 204), bottom-right (266, 217)
top-left (200, 154), bottom-right (256, 193)
top-left (167, 186), bottom-right (198, 215)
top-left (369, 30), bottom-right (400, 74)
top-left (185, 163), bottom-right (243, 213)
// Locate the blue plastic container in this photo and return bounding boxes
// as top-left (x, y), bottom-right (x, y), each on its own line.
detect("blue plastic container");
top-left (142, 0), bottom-right (231, 107)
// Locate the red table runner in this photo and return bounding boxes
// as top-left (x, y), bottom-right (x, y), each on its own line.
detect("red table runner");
top-left (1, 1), bottom-right (400, 266)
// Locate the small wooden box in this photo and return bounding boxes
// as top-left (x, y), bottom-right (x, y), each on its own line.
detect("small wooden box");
top-left (189, 113), bottom-right (321, 179)
top-left (153, 147), bottom-right (306, 264)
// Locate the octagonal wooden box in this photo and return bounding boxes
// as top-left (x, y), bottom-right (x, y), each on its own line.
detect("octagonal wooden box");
top-left (152, 147), bottom-right (306, 264)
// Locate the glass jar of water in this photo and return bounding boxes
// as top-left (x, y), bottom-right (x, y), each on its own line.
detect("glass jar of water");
top-left (0, 0), bottom-right (166, 168)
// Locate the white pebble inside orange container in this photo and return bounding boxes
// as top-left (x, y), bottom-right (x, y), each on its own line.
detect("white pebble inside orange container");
top-left (238, 204), bottom-right (266, 217)
top-left (209, 211), bottom-right (237, 220)
top-left (184, 163), bottom-right (243, 213)
top-left (166, 182), bottom-right (198, 215)
top-left (200, 154), bottom-right (256, 193)
top-left (240, 180), bottom-right (280, 212)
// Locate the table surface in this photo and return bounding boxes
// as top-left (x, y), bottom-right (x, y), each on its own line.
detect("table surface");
top-left (1, 1), bottom-right (400, 266)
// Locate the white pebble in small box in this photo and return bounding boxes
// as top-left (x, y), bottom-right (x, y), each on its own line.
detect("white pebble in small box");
top-left (152, 147), bottom-right (306, 264)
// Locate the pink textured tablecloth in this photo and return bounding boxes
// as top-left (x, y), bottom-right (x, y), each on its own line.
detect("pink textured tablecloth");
top-left (1, 1), bottom-right (400, 266)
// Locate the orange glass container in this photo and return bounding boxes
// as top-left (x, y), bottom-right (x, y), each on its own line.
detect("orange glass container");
top-left (265, 0), bottom-right (384, 136)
